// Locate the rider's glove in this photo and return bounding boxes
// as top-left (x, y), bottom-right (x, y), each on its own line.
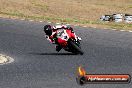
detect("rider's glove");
top-left (77, 37), bottom-right (82, 41)
top-left (67, 27), bottom-right (74, 33)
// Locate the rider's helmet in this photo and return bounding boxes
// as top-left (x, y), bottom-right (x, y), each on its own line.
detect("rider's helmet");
top-left (44, 25), bottom-right (52, 36)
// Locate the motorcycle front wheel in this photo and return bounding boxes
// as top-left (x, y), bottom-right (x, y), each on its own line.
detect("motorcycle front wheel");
top-left (69, 40), bottom-right (84, 55)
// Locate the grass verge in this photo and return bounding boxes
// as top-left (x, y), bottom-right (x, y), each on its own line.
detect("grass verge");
top-left (0, 11), bottom-right (131, 30)
top-left (0, 0), bottom-right (131, 30)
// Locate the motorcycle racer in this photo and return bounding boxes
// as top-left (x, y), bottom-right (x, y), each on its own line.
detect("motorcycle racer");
top-left (44, 24), bottom-right (81, 52)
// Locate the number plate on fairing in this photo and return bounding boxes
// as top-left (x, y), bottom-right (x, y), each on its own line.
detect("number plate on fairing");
top-left (57, 29), bottom-right (69, 40)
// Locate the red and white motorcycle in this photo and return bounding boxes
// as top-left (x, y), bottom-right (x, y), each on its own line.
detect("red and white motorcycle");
top-left (56, 29), bottom-right (83, 55)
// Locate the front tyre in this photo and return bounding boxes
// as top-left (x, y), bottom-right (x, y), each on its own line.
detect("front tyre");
top-left (69, 41), bottom-right (84, 55)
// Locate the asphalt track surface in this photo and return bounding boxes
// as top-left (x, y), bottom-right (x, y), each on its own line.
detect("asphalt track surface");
top-left (0, 18), bottom-right (132, 88)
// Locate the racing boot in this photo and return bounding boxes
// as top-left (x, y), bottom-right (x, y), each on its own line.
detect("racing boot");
top-left (56, 45), bottom-right (62, 52)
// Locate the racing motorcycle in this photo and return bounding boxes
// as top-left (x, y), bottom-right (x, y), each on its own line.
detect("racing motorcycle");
top-left (56, 29), bottom-right (84, 55)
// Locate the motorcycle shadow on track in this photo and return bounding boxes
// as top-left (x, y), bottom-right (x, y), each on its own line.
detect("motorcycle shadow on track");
top-left (29, 52), bottom-right (77, 55)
